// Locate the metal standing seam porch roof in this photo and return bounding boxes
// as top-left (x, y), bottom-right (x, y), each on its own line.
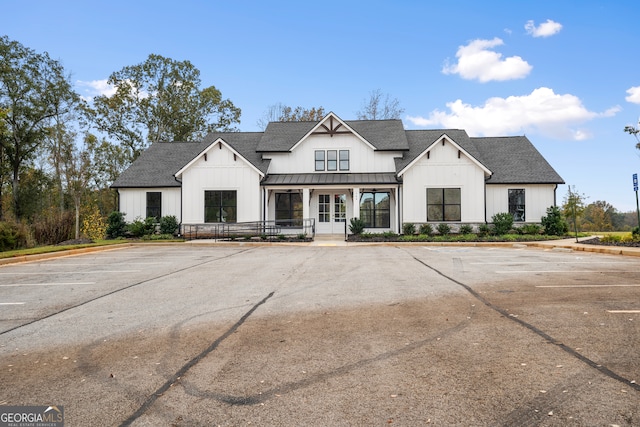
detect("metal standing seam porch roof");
top-left (261, 173), bottom-right (400, 186)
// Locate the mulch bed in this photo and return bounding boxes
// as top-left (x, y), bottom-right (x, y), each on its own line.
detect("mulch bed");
top-left (579, 237), bottom-right (640, 247)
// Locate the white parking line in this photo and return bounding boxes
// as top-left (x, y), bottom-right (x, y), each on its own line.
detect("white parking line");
top-left (472, 261), bottom-right (631, 265)
top-left (0, 302), bottom-right (25, 305)
top-left (496, 271), bottom-right (640, 274)
top-left (0, 282), bottom-right (95, 287)
top-left (607, 310), bottom-right (640, 313)
top-left (0, 270), bottom-right (139, 275)
top-left (536, 284), bottom-right (640, 288)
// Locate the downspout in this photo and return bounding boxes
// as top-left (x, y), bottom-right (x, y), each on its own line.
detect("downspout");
top-left (553, 184), bottom-right (558, 206)
top-left (174, 176), bottom-right (182, 235)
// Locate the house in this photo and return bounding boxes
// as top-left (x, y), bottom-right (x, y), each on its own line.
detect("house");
top-left (111, 112), bottom-right (564, 236)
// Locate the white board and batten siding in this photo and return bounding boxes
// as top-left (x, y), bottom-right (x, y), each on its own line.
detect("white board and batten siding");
top-left (485, 184), bottom-right (557, 223)
top-left (264, 133), bottom-right (400, 174)
top-left (118, 187), bottom-right (181, 223)
top-left (180, 142), bottom-right (262, 224)
top-left (401, 140), bottom-right (487, 223)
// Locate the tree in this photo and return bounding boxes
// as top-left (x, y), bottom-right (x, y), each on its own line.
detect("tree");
top-left (257, 103), bottom-right (325, 130)
top-left (582, 200), bottom-right (616, 232)
top-left (624, 122), bottom-right (640, 150)
top-left (89, 54), bottom-right (241, 161)
top-left (561, 186), bottom-right (587, 232)
top-left (0, 36), bottom-right (79, 219)
top-left (356, 89), bottom-right (405, 120)
top-left (83, 133), bottom-right (128, 214)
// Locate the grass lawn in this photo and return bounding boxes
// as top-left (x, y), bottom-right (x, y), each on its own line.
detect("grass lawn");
top-left (0, 240), bottom-right (129, 260)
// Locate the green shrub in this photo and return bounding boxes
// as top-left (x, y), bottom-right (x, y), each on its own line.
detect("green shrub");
top-left (478, 223), bottom-right (491, 237)
top-left (492, 212), bottom-right (514, 235)
top-left (127, 217), bottom-right (149, 238)
top-left (0, 221), bottom-right (28, 251)
top-left (517, 224), bottom-right (542, 235)
top-left (159, 215), bottom-right (179, 235)
top-left (419, 223), bottom-right (434, 236)
top-left (436, 223), bottom-right (451, 235)
top-left (459, 224), bottom-right (473, 234)
top-left (402, 222), bottom-right (416, 235)
top-left (541, 206), bottom-right (568, 236)
top-left (106, 211), bottom-right (127, 239)
top-left (632, 226), bottom-right (640, 241)
top-left (349, 217), bottom-right (366, 235)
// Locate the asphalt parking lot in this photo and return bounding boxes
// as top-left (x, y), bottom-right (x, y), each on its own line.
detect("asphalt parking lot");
top-left (0, 243), bottom-right (638, 426)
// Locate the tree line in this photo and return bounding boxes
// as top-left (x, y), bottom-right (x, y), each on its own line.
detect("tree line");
top-left (0, 36), bottom-right (403, 246)
top-left (0, 35), bottom-right (636, 248)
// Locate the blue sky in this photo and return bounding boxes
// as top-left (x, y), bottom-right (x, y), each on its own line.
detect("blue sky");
top-left (2, 1), bottom-right (640, 211)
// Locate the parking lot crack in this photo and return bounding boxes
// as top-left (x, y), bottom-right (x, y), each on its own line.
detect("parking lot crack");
top-left (118, 291), bottom-right (275, 427)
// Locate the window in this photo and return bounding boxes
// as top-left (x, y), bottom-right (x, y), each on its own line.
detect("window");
top-left (146, 192), bottom-right (161, 219)
top-left (327, 150), bottom-right (337, 171)
top-left (318, 194), bottom-right (330, 223)
top-left (360, 192), bottom-right (390, 228)
top-left (314, 149), bottom-right (349, 171)
top-left (509, 189), bottom-right (525, 222)
top-left (204, 190), bottom-right (237, 223)
top-left (315, 150), bottom-right (325, 171)
top-left (339, 150), bottom-right (349, 171)
top-left (276, 193), bottom-right (303, 226)
top-left (427, 188), bottom-right (461, 221)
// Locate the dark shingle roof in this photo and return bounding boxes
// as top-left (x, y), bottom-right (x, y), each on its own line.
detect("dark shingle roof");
top-left (471, 136), bottom-right (564, 184)
top-left (112, 118), bottom-right (563, 189)
top-left (111, 132), bottom-right (268, 188)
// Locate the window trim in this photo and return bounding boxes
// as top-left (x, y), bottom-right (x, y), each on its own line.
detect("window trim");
top-left (204, 190), bottom-right (237, 223)
top-left (314, 150), bottom-right (325, 171)
top-left (327, 150), bottom-right (337, 171)
top-left (508, 189), bottom-right (526, 222)
top-left (146, 191), bottom-right (162, 219)
top-left (427, 187), bottom-right (461, 222)
top-left (359, 191), bottom-right (391, 228)
top-left (275, 192), bottom-right (303, 227)
top-left (339, 150), bottom-right (349, 171)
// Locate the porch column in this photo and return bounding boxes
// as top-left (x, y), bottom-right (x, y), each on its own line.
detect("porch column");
top-left (352, 188), bottom-right (360, 219)
top-left (303, 188), bottom-right (310, 220)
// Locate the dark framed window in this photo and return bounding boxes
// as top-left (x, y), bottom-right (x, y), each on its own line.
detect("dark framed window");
top-left (327, 150), bottom-right (337, 171)
top-left (360, 191), bottom-right (390, 228)
top-left (427, 188), bottom-right (461, 221)
top-left (204, 190), bottom-right (237, 223)
top-left (509, 189), bottom-right (525, 222)
top-left (146, 192), bottom-right (161, 219)
top-left (275, 193), bottom-right (303, 226)
top-left (339, 150), bottom-right (349, 171)
top-left (315, 150), bottom-right (325, 171)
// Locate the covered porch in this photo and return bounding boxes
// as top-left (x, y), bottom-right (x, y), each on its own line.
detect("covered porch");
top-left (261, 173), bottom-right (402, 235)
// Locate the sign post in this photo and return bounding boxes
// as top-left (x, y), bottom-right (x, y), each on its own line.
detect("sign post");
top-left (634, 173), bottom-right (639, 228)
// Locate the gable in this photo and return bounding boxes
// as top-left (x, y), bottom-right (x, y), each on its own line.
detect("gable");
top-left (175, 137), bottom-right (265, 179)
top-left (397, 131), bottom-right (491, 177)
top-left (256, 112), bottom-right (409, 153)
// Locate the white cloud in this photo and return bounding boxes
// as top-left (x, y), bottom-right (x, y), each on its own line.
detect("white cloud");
top-left (442, 38), bottom-right (532, 82)
top-left (525, 19), bottom-right (563, 37)
top-left (76, 79), bottom-right (117, 100)
top-left (406, 87), bottom-right (620, 140)
top-left (625, 86), bottom-right (640, 104)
